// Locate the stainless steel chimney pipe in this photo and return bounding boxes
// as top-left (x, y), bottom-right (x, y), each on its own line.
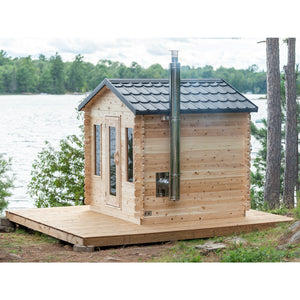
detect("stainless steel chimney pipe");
top-left (169, 50), bottom-right (180, 201)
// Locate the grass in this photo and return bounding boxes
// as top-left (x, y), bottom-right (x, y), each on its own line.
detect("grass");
top-left (269, 203), bottom-right (300, 218)
top-left (221, 244), bottom-right (291, 262)
top-left (0, 227), bottom-right (59, 251)
top-left (153, 212), bottom-right (300, 263)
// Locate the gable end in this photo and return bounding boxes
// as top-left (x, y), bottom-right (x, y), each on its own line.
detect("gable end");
top-left (78, 79), bottom-right (137, 114)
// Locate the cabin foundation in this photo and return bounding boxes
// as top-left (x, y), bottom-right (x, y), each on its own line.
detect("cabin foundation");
top-left (73, 244), bottom-right (95, 252)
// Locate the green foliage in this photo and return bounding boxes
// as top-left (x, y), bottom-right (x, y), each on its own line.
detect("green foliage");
top-left (250, 67), bottom-right (300, 210)
top-left (291, 202), bottom-right (300, 219)
top-left (163, 242), bottom-right (203, 262)
top-left (268, 206), bottom-right (290, 216)
top-left (50, 52), bottom-right (65, 94)
top-left (0, 154), bottom-right (14, 215)
top-left (66, 54), bottom-right (86, 92)
top-left (16, 56), bottom-right (37, 93)
top-left (250, 120), bottom-right (286, 210)
top-left (0, 50), bottom-right (10, 66)
top-left (250, 120), bottom-right (268, 209)
top-left (27, 130), bottom-right (84, 208)
top-left (221, 244), bottom-right (290, 262)
top-left (0, 49), bottom-right (267, 95)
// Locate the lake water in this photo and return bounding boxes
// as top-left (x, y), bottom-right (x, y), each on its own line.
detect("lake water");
top-left (0, 94), bottom-right (267, 211)
top-left (0, 94), bottom-right (85, 210)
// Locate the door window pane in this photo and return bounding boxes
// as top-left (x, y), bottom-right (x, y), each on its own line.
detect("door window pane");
top-left (127, 128), bottom-right (133, 182)
top-left (109, 126), bottom-right (116, 196)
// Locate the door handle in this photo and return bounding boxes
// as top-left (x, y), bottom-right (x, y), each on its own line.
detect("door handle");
top-left (114, 151), bottom-right (119, 165)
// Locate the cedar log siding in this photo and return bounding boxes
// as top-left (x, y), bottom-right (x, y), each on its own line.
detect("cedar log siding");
top-left (141, 113), bottom-right (251, 225)
top-left (82, 88), bottom-right (140, 224)
top-left (82, 87), bottom-right (251, 225)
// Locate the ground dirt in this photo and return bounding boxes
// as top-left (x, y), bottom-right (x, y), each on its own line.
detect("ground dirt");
top-left (1, 219), bottom-right (300, 262)
top-left (0, 228), bottom-right (175, 262)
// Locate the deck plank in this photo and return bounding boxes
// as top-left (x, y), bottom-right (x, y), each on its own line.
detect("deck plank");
top-left (6, 206), bottom-right (293, 247)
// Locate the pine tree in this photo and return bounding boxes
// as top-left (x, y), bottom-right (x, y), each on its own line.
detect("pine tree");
top-left (283, 38), bottom-right (297, 208)
top-left (50, 52), bottom-right (65, 94)
top-left (264, 38), bottom-right (282, 209)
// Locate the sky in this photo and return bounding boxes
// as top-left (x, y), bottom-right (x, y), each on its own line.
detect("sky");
top-left (1, 37), bottom-right (299, 71)
top-left (1, 0), bottom-right (300, 73)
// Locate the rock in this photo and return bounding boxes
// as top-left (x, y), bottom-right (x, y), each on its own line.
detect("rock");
top-left (73, 244), bottom-right (95, 252)
top-left (1, 217), bottom-right (11, 226)
top-left (288, 221), bottom-right (300, 232)
top-left (288, 231), bottom-right (300, 245)
top-left (277, 244), bottom-right (287, 250)
top-left (9, 253), bottom-right (21, 259)
top-left (0, 218), bottom-right (16, 232)
top-left (0, 249), bottom-right (8, 261)
top-left (0, 225), bottom-right (15, 233)
top-left (225, 236), bottom-right (247, 245)
top-left (104, 256), bottom-right (121, 262)
top-left (63, 244), bottom-right (72, 251)
top-left (195, 241), bottom-right (226, 252)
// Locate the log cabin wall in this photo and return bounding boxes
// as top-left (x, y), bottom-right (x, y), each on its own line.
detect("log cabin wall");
top-left (82, 87), bottom-right (140, 224)
top-left (141, 112), bottom-right (251, 225)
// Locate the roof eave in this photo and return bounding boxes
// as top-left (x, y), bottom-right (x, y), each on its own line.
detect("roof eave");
top-left (221, 79), bottom-right (259, 112)
top-left (135, 107), bottom-right (258, 115)
top-left (78, 79), bottom-right (107, 111)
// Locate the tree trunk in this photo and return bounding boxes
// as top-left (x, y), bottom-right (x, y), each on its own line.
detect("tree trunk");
top-left (283, 38), bottom-right (297, 208)
top-left (297, 133), bottom-right (299, 192)
top-left (264, 38), bottom-right (282, 209)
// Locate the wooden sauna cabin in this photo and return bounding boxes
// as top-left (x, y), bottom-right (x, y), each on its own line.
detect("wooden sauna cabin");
top-left (78, 52), bottom-right (258, 226)
top-left (7, 52), bottom-right (292, 248)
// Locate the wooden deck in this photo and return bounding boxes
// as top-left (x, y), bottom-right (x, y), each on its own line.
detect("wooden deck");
top-left (6, 205), bottom-right (293, 247)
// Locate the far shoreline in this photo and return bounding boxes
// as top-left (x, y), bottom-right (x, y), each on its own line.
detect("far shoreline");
top-left (0, 92), bottom-right (88, 96)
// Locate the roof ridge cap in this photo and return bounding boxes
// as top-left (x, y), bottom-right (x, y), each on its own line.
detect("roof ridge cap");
top-left (108, 78), bottom-right (223, 82)
top-left (109, 78), bottom-right (168, 81)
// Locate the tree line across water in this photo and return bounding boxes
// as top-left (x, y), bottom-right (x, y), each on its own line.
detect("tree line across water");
top-left (0, 49), bottom-right (268, 95)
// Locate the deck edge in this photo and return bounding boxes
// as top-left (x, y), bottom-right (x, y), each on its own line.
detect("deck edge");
top-left (6, 210), bottom-right (85, 246)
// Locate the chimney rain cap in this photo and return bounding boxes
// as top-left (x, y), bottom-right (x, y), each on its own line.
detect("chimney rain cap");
top-left (170, 50), bottom-right (179, 62)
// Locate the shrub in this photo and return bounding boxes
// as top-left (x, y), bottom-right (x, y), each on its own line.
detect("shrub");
top-left (0, 154), bottom-right (14, 215)
top-left (292, 203), bottom-right (300, 219)
top-left (27, 133), bottom-right (84, 208)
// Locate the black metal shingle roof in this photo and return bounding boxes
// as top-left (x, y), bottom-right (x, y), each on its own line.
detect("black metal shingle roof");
top-left (78, 78), bottom-right (258, 114)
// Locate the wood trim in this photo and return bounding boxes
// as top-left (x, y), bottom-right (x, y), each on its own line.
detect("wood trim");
top-left (133, 115), bottom-right (145, 222)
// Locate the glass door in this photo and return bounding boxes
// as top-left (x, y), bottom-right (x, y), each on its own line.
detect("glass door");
top-left (105, 116), bottom-right (121, 208)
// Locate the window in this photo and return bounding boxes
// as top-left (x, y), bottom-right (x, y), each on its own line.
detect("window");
top-left (94, 124), bottom-right (101, 176)
top-left (109, 126), bottom-right (116, 196)
top-left (156, 172), bottom-right (169, 197)
top-left (126, 128), bottom-right (133, 182)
